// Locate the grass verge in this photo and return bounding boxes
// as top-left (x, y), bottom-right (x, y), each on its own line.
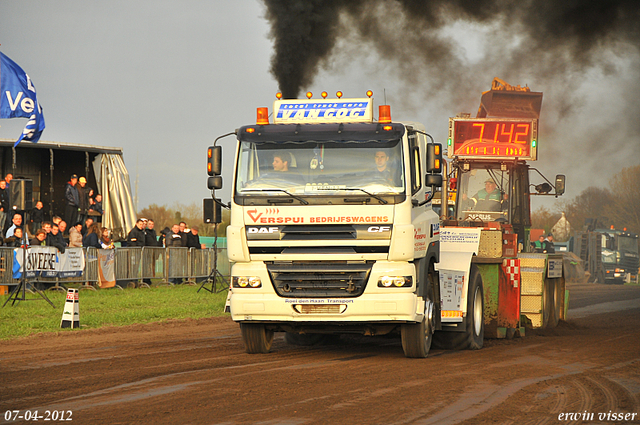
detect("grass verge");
top-left (0, 284), bottom-right (228, 340)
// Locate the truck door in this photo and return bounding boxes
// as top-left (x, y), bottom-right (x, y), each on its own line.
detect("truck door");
top-left (509, 164), bottom-right (531, 249)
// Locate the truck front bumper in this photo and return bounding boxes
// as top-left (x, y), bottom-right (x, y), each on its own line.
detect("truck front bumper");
top-left (229, 261), bottom-right (422, 324)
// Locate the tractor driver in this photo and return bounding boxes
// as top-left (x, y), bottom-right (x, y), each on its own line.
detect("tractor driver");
top-left (470, 178), bottom-right (502, 211)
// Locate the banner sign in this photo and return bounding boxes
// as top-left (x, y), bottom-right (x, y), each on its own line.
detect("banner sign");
top-left (12, 247), bottom-right (84, 279)
top-left (0, 51), bottom-right (46, 145)
top-left (97, 249), bottom-right (116, 288)
top-left (273, 98), bottom-right (373, 124)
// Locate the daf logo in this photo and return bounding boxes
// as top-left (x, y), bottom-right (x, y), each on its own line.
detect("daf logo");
top-left (367, 226), bottom-right (391, 233)
top-left (247, 227), bottom-right (279, 234)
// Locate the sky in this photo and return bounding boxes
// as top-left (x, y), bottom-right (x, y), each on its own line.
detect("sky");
top-left (1, 1), bottom-right (639, 216)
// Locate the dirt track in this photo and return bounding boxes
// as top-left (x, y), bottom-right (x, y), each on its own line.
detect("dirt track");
top-left (1, 282), bottom-right (640, 425)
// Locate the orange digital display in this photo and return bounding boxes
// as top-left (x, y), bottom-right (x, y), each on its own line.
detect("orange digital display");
top-left (449, 118), bottom-right (537, 160)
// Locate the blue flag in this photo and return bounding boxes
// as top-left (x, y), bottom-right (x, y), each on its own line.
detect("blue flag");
top-left (0, 52), bottom-right (45, 146)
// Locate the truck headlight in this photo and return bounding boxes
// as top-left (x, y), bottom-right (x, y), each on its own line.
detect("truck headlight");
top-left (233, 276), bottom-right (262, 288)
top-left (378, 276), bottom-right (412, 288)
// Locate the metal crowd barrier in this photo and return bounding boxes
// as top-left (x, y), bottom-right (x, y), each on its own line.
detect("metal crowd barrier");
top-left (166, 247), bottom-right (190, 284)
top-left (0, 246), bottom-right (230, 291)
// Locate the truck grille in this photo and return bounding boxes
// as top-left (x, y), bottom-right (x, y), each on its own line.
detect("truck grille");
top-left (266, 262), bottom-right (373, 298)
top-left (281, 225), bottom-right (356, 240)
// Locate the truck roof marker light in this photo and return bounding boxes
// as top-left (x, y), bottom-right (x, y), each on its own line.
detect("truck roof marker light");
top-left (611, 225), bottom-right (615, 230)
top-left (321, 91), bottom-right (328, 99)
top-left (256, 107), bottom-right (269, 125)
top-left (306, 91), bottom-right (313, 99)
top-left (246, 127), bottom-right (255, 133)
top-left (379, 105), bottom-right (391, 123)
top-left (366, 90), bottom-right (373, 98)
top-left (276, 92), bottom-right (283, 99)
top-left (382, 125), bottom-right (393, 131)
top-left (336, 91), bottom-right (343, 98)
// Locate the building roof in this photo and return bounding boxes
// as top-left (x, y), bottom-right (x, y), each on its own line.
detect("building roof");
top-left (0, 139), bottom-right (124, 155)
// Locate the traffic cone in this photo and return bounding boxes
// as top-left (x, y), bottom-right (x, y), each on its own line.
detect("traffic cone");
top-left (60, 288), bottom-right (80, 328)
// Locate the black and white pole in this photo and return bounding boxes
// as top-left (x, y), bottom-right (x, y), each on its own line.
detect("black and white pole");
top-left (60, 288), bottom-right (80, 328)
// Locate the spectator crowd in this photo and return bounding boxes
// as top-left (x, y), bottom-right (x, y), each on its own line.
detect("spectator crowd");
top-left (0, 173), bottom-right (106, 249)
top-left (125, 218), bottom-right (205, 249)
top-left (0, 172), bottom-right (206, 252)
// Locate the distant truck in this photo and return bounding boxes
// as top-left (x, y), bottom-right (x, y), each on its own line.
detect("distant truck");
top-left (599, 226), bottom-right (639, 284)
top-left (206, 92), bottom-right (443, 358)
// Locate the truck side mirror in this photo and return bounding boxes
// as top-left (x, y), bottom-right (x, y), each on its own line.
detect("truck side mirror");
top-left (425, 174), bottom-right (442, 187)
top-left (555, 174), bottom-right (565, 196)
top-left (207, 176), bottom-right (223, 190)
top-left (207, 146), bottom-right (222, 176)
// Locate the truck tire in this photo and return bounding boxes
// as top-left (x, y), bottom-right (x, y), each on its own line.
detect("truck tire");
top-left (240, 323), bottom-right (274, 354)
top-left (401, 298), bottom-right (434, 358)
top-left (545, 278), bottom-right (563, 328)
top-left (433, 265), bottom-right (484, 350)
top-left (284, 332), bottom-right (326, 346)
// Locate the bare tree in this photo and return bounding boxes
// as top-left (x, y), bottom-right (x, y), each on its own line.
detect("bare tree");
top-left (607, 165), bottom-right (640, 234)
top-left (562, 186), bottom-right (615, 232)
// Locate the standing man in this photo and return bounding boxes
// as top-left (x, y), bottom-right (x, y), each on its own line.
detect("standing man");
top-left (3, 173), bottom-right (12, 231)
top-left (166, 223), bottom-right (183, 247)
top-left (544, 234), bottom-right (556, 254)
top-left (47, 223), bottom-right (66, 253)
top-left (77, 177), bottom-right (88, 225)
top-left (5, 213), bottom-right (23, 238)
top-left (186, 226), bottom-right (204, 249)
top-left (30, 200), bottom-right (45, 234)
top-left (89, 193), bottom-right (103, 222)
top-left (58, 221), bottom-right (69, 245)
top-left (126, 218), bottom-right (147, 247)
top-left (0, 180), bottom-right (9, 232)
top-left (64, 174), bottom-right (80, 230)
top-left (179, 221), bottom-right (189, 247)
top-left (144, 219), bottom-right (158, 246)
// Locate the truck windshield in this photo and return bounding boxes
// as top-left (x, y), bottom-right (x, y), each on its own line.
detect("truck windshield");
top-left (235, 139), bottom-right (405, 196)
top-left (456, 167), bottom-right (509, 221)
top-left (618, 236), bottom-right (639, 254)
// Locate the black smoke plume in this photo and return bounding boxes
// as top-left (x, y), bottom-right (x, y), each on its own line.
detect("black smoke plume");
top-left (263, 0), bottom-right (640, 98)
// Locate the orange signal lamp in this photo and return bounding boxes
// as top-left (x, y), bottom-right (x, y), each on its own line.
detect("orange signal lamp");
top-left (611, 225), bottom-right (615, 230)
top-left (276, 92), bottom-right (283, 99)
top-left (366, 90), bottom-right (373, 98)
top-left (321, 91), bottom-right (328, 99)
top-left (246, 127), bottom-right (256, 133)
top-left (382, 125), bottom-right (393, 131)
top-left (306, 91), bottom-right (313, 99)
top-left (379, 105), bottom-right (391, 123)
top-left (256, 107), bottom-right (269, 125)
top-left (336, 91), bottom-right (343, 98)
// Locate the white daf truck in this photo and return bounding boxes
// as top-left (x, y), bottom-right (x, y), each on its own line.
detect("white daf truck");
top-left (207, 92), bottom-right (443, 357)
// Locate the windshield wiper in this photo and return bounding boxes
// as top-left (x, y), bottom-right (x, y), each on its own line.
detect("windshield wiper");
top-left (242, 188), bottom-right (309, 205)
top-left (335, 187), bottom-right (388, 204)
